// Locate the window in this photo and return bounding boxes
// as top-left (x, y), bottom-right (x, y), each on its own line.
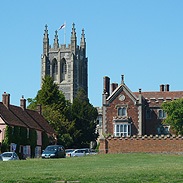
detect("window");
top-left (158, 109), bottom-right (166, 119)
top-left (52, 59), bottom-right (58, 81)
top-left (61, 59), bottom-right (67, 81)
top-left (114, 124), bottom-right (131, 137)
top-left (52, 60), bottom-right (58, 74)
top-left (157, 125), bottom-right (170, 135)
top-left (118, 107), bottom-right (127, 116)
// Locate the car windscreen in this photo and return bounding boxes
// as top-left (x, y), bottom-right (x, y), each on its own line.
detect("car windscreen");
top-left (45, 146), bottom-right (58, 151)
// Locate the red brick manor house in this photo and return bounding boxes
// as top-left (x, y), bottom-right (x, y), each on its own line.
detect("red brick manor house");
top-left (99, 75), bottom-right (183, 154)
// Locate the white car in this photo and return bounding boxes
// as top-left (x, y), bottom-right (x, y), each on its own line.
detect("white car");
top-left (1, 152), bottom-right (19, 161)
top-left (67, 149), bottom-right (86, 157)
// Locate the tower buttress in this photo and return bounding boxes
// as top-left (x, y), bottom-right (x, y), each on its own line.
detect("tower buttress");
top-left (71, 23), bottom-right (77, 54)
top-left (80, 28), bottom-right (86, 57)
top-left (43, 24), bottom-right (49, 56)
top-left (80, 29), bottom-right (86, 49)
top-left (53, 30), bottom-right (59, 49)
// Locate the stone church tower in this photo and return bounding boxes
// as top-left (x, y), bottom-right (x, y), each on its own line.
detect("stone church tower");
top-left (41, 23), bottom-right (88, 103)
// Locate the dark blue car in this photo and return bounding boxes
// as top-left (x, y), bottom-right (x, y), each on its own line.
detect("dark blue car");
top-left (41, 145), bottom-right (66, 158)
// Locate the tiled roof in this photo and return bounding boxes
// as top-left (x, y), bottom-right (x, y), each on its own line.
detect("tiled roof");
top-left (9, 105), bottom-right (44, 131)
top-left (26, 109), bottom-right (55, 134)
top-left (133, 91), bottom-right (183, 100)
top-left (0, 102), bottom-right (27, 128)
top-left (0, 102), bottom-right (55, 135)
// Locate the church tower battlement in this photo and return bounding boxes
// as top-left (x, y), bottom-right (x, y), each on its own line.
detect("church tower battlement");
top-left (41, 23), bottom-right (88, 103)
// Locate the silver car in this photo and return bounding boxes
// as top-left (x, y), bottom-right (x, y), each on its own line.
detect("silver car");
top-left (1, 152), bottom-right (19, 161)
top-left (68, 149), bottom-right (86, 157)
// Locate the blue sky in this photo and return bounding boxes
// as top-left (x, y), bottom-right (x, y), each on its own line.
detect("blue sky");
top-left (0, 0), bottom-right (183, 107)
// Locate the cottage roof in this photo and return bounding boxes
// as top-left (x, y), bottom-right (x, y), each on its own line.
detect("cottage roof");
top-left (0, 102), bottom-right (55, 135)
top-left (0, 102), bottom-right (27, 128)
top-left (9, 105), bottom-right (44, 131)
top-left (26, 109), bottom-right (55, 134)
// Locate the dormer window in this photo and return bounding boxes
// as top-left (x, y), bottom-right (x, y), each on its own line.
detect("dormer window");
top-left (118, 107), bottom-right (127, 116)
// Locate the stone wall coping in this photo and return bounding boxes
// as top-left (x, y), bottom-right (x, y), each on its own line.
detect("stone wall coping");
top-left (107, 135), bottom-right (183, 140)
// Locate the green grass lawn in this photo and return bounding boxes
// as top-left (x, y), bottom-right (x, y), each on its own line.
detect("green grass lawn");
top-left (1, 153), bottom-right (183, 183)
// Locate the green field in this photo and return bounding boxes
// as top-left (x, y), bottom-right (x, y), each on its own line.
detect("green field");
top-left (1, 153), bottom-right (183, 183)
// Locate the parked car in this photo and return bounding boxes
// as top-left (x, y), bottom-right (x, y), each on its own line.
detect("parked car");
top-left (80, 148), bottom-right (98, 155)
top-left (1, 152), bottom-right (19, 161)
top-left (65, 149), bottom-right (75, 157)
top-left (0, 155), bottom-right (3, 161)
top-left (68, 149), bottom-right (86, 157)
top-left (41, 145), bottom-right (66, 159)
top-left (88, 149), bottom-right (98, 155)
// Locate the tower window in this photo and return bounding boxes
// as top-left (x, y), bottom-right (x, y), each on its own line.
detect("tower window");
top-left (52, 59), bottom-right (58, 81)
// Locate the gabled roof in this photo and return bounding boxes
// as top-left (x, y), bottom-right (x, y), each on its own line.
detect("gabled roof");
top-left (26, 109), bottom-right (55, 134)
top-left (9, 105), bottom-right (44, 131)
top-left (107, 83), bottom-right (138, 103)
top-left (0, 102), bottom-right (27, 128)
top-left (0, 102), bottom-right (55, 135)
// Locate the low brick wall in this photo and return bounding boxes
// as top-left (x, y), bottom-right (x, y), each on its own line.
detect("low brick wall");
top-left (99, 135), bottom-right (183, 154)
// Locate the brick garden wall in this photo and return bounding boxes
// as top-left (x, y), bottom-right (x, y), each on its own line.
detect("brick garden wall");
top-left (99, 135), bottom-right (183, 154)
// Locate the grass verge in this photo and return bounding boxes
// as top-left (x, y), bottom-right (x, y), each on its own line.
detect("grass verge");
top-left (1, 153), bottom-right (183, 183)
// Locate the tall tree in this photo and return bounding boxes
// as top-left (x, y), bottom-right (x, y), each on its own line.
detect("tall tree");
top-left (36, 76), bottom-right (66, 109)
top-left (71, 89), bottom-right (98, 148)
top-left (162, 98), bottom-right (183, 135)
top-left (27, 76), bottom-right (74, 147)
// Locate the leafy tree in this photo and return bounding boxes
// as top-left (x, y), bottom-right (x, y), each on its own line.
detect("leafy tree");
top-left (162, 98), bottom-right (183, 135)
top-left (36, 76), bottom-right (66, 110)
top-left (27, 76), bottom-right (98, 149)
top-left (42, 105), bottom-right (75, 148)
top-left (27, 75), bottom-right (75, 148)
top-left (71, 88), bottom-right (98, 148)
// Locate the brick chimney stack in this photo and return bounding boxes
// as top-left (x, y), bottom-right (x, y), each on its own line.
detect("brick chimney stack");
top-left (2, 92), bottom-right (10, 108)
top-left (103, 76), bottom-right (110, 97)
top-left (165, 84), bottom-right (170, 91)
top-left (110, 83), bottom-right (118, 93)
top-left (20, 95), bottom-right (26, 110)
top-left (160, 84), bottom-right (164, 92)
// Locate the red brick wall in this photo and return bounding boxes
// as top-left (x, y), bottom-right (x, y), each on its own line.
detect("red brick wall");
top-left (99, 135), bottom-right (183, 154)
